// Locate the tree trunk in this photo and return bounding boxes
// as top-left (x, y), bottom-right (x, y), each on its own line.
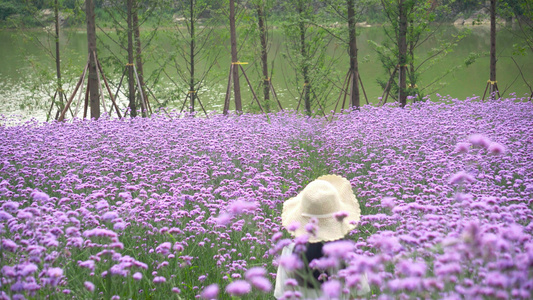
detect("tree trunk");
top-left (86, 0), bottom-right (100, 119)
top-left (297, 1), bottom-right (311, 115)
top-left (133, 1), bottom-right (147, 116)
top-left (189, 0), bottom-right (196, 113)
top-left (54, 0), bottom-right (64, 117)
top-left (127, 0), bottom-right (137, 117)
top-left (347, 0), bottom-right (360, 109)
top-left (257, 3), bottom-right (270, 112)
top-left (229, 0), bottom-right (242, 112)
top-left (398, 0), bottom-right (408, 107)
top-left (490, 0), bottom-right (497, 95)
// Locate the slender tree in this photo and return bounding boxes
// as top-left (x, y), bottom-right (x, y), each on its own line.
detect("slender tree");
top-left (398, 0), bottom-right (408, 107)
top-left (347, 0), bottom-right (360, 108)
top-left (489, 0), bottom-right (498, 95)
top-left (98, 0), bottom-right (162, 117)
top-left (53, 0), bottom-right (66, 117)
top-left (229, 0), bottom-right (242, 112)
top-left (164, 0), bottom-right (222, 114)
top-left (374, 0), bottom-right (463, 105)
top-left (86, 0), bottom-right (100, 118)
top-left (133, 1), bottom-right (148, 113)
top-left (282, 0), bottom-right (338, 116)
top-left (253, 0), bottom-right (272, 111)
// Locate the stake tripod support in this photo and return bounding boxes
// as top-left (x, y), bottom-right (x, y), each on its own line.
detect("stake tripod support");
top-left (223, 63), bottom-right (267, 115)
top-left (333, 70), bottom-right (369, 114)
top-left (58, 56), bottom-right (122, 121)
top-left (482, 80), bottom-right (501, 101)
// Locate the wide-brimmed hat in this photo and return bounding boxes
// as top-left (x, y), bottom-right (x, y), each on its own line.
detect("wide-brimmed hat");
top-left (282, 174), bottom-right (361, 243)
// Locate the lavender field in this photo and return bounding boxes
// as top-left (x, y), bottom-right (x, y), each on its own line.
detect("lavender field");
top-left (1, 97), bottom-right (532, 300)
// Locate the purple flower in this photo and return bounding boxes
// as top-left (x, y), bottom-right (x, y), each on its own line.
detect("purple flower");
top-left (381, 197), bottom-right (396, 209)
top-left (448, 171), bottom-right (475, 185)
top-left (454, 142), bottom-right (471, 153)
top-left (333, 211), bottom-right (349, 222)
top-left (0, 211), bottom-right (13, 221)
top-left (201, 284), bottom-right (219, 299)
top-left (31, 191), bottom-right (50, 203)
top-left (228, 200), bottom-right (258, 215)
top-left (2, 201), bottom-right (19, 212)
top-left (47, 267), bottom-right (63, 278)
top-left (102, 211), bottom-right (118, 221)
top-left (321, 279), bottom-right (341, 298)
top-left (323, 240), bottom-right (355, 259)
top-left (153, 276), bottom-right (166, 284)
top-left (245, 267), bottom-right (267, 280)
top-left (469, 134), bottom-right (491, 148)
top-left (132, 272), bottom-right (142, 281)
top-left (250, 276), bottom-right (272, 292)
top-left (214, 213), bottom-right (232, 225)
top-left (225, 280), bottom-right (251, 296)
top-left (20, 263), bottom-right (38, 276)
top-left (279, 254), bottom-right (303, 271)
top-left (487, 142), bottom-right (506, 155)
top-left (2, 239), bottom-right (18, 252)
top-left (286, 221), bottom-right (300, 232)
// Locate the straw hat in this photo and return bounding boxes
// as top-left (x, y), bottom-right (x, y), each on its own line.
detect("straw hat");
top-left (282, 174), bottom-right (361, 243)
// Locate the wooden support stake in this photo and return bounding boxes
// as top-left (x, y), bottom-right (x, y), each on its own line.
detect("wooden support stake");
top-left (59, 61), bottom-right (89, 121)
top-left (195, 94), bottom-right (209, 118)
top-left (47, 91), bottom-right (58, 122)
top-left (239, 65), bottom-right (264, 113)
top-left (269, 81), bottom-right (283, 111)
top-left (334, 70), bottom-right (351, 113)
top-left (296, 86), bottom-right (305, 111)
top-left (74, 64), bottom-right (88, 118)
top-left (223, 64), bottom-right (234, 115)
top-left (83, 80), bottom-right (90, 119)
top-left (340, 72), bottom-right (350, 111)
top-left (132, 65), bottom-right (148, 116)
top-left (96, 57), bottom-right (122, 118)
top-left (379, 66), bottom-right (398, 106)
top-left (180, 93), bottom-right (189, 113)
top-left (95, 58), bottom-right (107, 115)
top-left (358, 73), bottom-right (369, 105)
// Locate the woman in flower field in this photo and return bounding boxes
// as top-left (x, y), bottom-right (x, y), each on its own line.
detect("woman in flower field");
top-left (274, 174), bottom-right (370, 299)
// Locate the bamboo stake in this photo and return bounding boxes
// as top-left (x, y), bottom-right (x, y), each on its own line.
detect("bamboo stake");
top-left (223, 64), bottom-right (234, 115)
top-left (358, 73), bottom-right (369, 105)
top-left (83, 80), bottom-right (90, 119)
top-left (114, 67), bottom-right (128, 103)
top-left (195, 94), bottom-right (209, 118)
top-left (74, 63), bottom-right (88, 117)
top-left (239, 65), bottom-right (264, 113)
top-left (379, 66), bottom-right (399, 106)
top-left (145, 85), bottom-right (172, 119)
top-left (95, 58), bottom-right (107, 115)
top-left (96, 57), bottom-right (122, 118)
top-left (133, 65), bottom-right (147, 116)
top-left (312, 90), bottom-right (328, 121)
top-left (296, 85), bottom-right (305, 111)
top-left (47, 91), bottom-right (58, 122)
top-left (334, 70), bottom-right (351, 113)
top-left (58, 61), bottom-right (89, 121)
top-left (269, 81), bottom-right (283, 111)
top-left (340, 72), bottom-right (350, 110)
top-left (180, 94), bottom-right (189, 113)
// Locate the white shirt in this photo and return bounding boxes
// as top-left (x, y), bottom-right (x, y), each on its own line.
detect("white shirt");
top-left (273, 244), bottom-right (370, 299)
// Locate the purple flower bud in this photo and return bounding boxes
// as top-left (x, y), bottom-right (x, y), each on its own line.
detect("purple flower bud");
top-left (225, 280), bottom-right (251, 296)
top-left (201, 284), bottom-right (219, 299)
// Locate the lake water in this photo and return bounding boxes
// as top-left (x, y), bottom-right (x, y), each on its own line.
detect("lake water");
top-left (0, 25), bottom-right (532, 121)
